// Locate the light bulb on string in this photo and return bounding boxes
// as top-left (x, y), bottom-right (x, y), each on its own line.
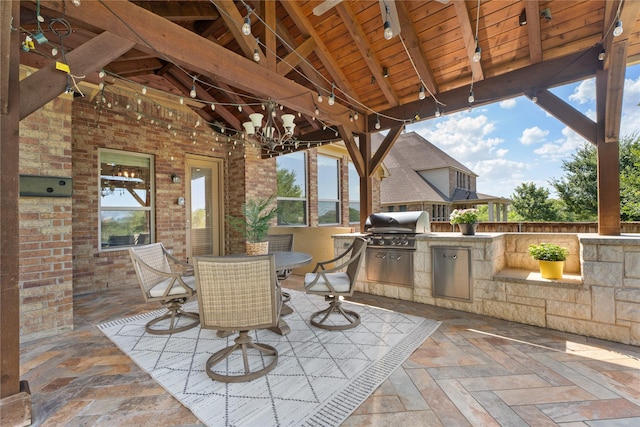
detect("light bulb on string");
top-left (98, 70), bottom-right (105, 79)
top-left (418, 86), bottom-right (426, 100)
top-left (435, 107), bottom-right (441, 117)
top-left (317, 92), bottom-right (323, 103)
top-left (51, 47), bottom-right (58, 56)
top-left (242, 16), bottom-right (251, 36)
top-left (253, 48), bottom-right (260, 62)
top-left (473, 40), bottom-right (481, 62)
top-left (468, 90), bottom-right (475, 103)
top-left (179, 97), bottom-right (184, 105)
top-left (613, 20), bottom-right (623, 37)
top-left (141, 86), bottom-right (147, 95)
top-left (190, 84), bottom-right (196, 99)
top-left (383, 21), bottom-right (393, 40)
top-left (375, 115), bottom-right (381, 130)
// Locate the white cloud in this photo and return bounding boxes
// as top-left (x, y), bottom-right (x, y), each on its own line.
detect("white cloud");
top-left (569, 78), bottom-right (595, 104)
top-left (533, 126), bottom-right (586, 161)
top-left (519, 126), bottom-right (549, 145)
top-left (499, 99), bottom-right (517, 110)
top-left (621, 76), bottom-right (640, 137)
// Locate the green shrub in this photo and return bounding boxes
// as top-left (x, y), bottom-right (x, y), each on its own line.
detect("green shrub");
top-left (528, 243), bottom-right (568, 261)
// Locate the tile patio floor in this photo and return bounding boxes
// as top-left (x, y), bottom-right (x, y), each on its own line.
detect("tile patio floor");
top-left (20, 275), bottom-right (640, 426)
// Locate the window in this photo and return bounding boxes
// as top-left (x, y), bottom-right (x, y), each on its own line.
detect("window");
top-left (317, 155), bottom-right (340, 224)
top-left (276, 151), bottom-right (307, 226)
top-left (348, 162), bottom-right (360, 223)
top-left (99, 149), bottom-right (154, 249)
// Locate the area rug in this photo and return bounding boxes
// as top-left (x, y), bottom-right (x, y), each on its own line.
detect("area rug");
top-left (98, 290), bottom-right (440, 427)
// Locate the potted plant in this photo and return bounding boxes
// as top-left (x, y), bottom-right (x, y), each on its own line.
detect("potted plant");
top-left (449, 208), bottom-right (479, 235)
top-left (228, 195), bottom-right (278, 255)
top-left (528, 242), bottom-right (569, 279)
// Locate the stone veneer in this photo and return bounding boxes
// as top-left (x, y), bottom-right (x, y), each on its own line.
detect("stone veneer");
top-left (334, 232), bottom-right (640, 346)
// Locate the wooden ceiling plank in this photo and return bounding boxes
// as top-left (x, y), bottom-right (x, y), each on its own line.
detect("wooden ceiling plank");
top-left (280, 1), bottom-right (360, 104)
top-left (453, 0), bottom-right (484, 81)
top-left (395, 1), bottom-right (438, 96)
top-left (524, 0), bottom-right (542, 63)
top-left (131, 1), bottom-right (220, 21)
top-left (39, 0), bottom-right (359, 135)
top-left (20, 31), bottom-right (135, 120)
top-left (335, 2), bottom-right (398, 107)
top-left (526, 89), bottom-right (597, 145)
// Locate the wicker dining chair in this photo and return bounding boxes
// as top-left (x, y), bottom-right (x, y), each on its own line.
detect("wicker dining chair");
top-left (128, 243), bottom-right (200, 335)
top-left (266, 234), bottom-right (294, 279)
top-left (304, 237), bottom-right (367, 330)
top-left (194, 255), bottom-right (281, 382)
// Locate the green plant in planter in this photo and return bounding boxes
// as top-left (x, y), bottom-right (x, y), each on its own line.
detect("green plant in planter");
top-left (528, 243), bottom-right (568, 261)
top-left (227, 195), bottom-right (278, 243)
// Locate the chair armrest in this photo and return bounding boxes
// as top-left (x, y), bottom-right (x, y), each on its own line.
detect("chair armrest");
top-left (131, 254), bottom-right (195, 297)
top-left (164, 249), bottom-right (194, 275)
top-left (311, 243), bottom-right (355, 272)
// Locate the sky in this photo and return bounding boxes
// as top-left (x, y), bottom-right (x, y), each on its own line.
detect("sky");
top-left (407, 63), bottom-right (640, 199)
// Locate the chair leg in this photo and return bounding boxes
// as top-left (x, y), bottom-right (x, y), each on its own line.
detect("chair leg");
top-left (145, 299), bottom-right (200, 335)
top-left (310, 298), bottom-right (361, 331)
top-left (206, 331), bottom-right (278, 383)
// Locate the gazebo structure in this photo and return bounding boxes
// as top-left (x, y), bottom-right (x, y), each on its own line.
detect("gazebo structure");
top-left (2, 0), bottom-right (640, 421)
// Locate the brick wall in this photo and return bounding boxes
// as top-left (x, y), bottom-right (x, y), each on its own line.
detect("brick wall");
top-left (19, 96), bottom-right (74, 341)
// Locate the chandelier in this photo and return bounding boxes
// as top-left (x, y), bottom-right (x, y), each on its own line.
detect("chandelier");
top-left (242, 101), bottom-right (297, 151)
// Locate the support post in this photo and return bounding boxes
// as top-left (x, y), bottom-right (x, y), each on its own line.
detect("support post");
top-left (359, 132), bottom-right (373, 231)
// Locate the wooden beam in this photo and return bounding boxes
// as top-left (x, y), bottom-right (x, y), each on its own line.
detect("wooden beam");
top-left (524, 0), bottom-right (542, 63)
top-left (395, 1), bottom-right (438, 95)
top-left (453, 0), bottom-right (484, 81)
top-left (276, 36), bottom-right (316, 76)
top-left (335, 2), bottom-right (399, 107)
top-left (359, 132), bottom-right (373, 231)
top-left (20, 31), bottom-right (134, 120)
top-left (369, 125), bottom-right (403, 177)
top-left (596, 66), bottom-right (620, 236)
top-left (280, 1), bottom-right (360, 104)
top-left (524, 89), bottom-right (597, 145)
top-left (370, 46), bottom-right (600, 132)
top-left (264, 0), bottom-right (276, 72)
top-left (40, 0), bottom-right (359, 134)
top-left (604, 40), bottom-right (627, 143)
top-left (338, 125), bottom-right (364, 177)
top-left (0, 0), bottom-right (23, 402)
top-left (211, 0), bottom-right (257, 62)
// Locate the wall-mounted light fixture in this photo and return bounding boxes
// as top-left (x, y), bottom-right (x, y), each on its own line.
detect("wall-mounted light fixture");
top-left (171, 174), bottom-right (181, 184)
top-left (540, 8), bottom-right (552, 22)
top-left (519, 9), bottom-right (527, 26)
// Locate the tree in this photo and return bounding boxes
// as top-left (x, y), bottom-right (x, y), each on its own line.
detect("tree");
top-left (276, 168), bottom-right (305, 225)
top-left (550, 144), bottom-right (598, 221)
top-left (510, 182), bottom-right (559, 221)
top-left (550, 135), bottom-right (640, 221)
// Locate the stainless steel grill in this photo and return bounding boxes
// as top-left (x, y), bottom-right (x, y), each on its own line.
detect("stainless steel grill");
top-left (364, 211), bottom-right (430, 287)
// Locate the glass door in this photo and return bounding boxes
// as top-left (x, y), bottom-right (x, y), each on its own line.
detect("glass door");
top-left (186, 156), bottom-right (224, 261)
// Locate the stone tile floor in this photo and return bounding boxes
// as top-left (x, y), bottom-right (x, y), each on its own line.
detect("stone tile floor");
top-left (20, 275), bottom-right (640, 426)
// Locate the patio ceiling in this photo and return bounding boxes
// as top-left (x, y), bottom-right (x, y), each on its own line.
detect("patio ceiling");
top-left (18, 1), bottom-right (640, 152)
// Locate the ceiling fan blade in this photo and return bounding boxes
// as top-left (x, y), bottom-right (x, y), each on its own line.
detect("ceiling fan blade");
top-left (313, 0), bottom-right (344, 16)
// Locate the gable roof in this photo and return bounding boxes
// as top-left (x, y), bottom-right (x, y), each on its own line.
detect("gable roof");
top-left (376, 131), bottom-right (506, 206)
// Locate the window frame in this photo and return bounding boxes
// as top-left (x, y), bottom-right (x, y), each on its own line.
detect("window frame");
top-left (98, 148), bottom-right (155, 251)
top-left (276, 151), bottom-right (308, 227)
top-left (317, 154), bottom-right (341, 225)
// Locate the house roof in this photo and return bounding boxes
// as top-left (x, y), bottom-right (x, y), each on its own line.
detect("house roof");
top-left (376, 131), bottom-right (506, 206)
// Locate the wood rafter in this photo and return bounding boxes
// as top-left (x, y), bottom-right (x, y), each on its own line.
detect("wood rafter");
top-left (369, 125), bottom-right (403, 177)
top-left (39, 0), bottom-right (359, 134)
top-left (335, 2), bottom-right (399, 107)
top-left (211, 0), bottom-right (262, 63)
top-left (395, 1), bottom-right (438, 95)
top-left (263, 0), bottom-right (276, 72)
top-left (524, 0), bottom-right (542, 63)
top-left (338, 124), bottom-right (364, 177)
top-left (453, 0), bottom-right (484, 82)
top-left (20, 31), bottom-right (135, 120)
top-left (280, 1), bottom-right (359, 103)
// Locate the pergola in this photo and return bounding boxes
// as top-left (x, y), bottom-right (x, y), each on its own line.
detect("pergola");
top-left (2, 0), bottom-right (640, 417)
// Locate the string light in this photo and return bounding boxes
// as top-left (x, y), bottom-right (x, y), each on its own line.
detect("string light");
top-left (473, 39), bottom-right (481, 62)
top-left (613, 20), bottom-right (623, 37)
top-left (375, 114), bottom-right (381, 130)
top-left (328, 85), bottom-right (335, 106)
top-left (468, 89), bottom-right (475, 103)
top-left (418, 86), bottom-right (426, 100)
top-left (383, 4), bottom-right (393, 40)
top-left (435, 106), bottom-right (441, 117)
top-left (189, 79), bottom-right (197, 98)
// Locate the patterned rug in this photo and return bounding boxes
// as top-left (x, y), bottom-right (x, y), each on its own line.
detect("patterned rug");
top-left (98, 290), bottom-right (440, 427)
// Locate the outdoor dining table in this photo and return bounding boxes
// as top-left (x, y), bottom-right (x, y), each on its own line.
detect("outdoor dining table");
top-left (271, 251), bottom-right (312, 335)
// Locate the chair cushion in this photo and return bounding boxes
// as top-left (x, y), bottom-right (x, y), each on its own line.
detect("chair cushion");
top-left (304, 272), bottom-right (351, 293)
top-left (149, 275), bottom-right (196, 298)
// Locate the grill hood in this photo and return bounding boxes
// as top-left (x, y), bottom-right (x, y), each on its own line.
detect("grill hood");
top-left (365, 211), bottom-right (430, 234)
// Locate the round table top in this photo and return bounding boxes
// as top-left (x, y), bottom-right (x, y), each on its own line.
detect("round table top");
top-left (272, 251), bottom-right (313, 270)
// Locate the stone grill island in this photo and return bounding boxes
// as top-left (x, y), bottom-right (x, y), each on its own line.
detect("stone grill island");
top-left (333, 232), bottom-right (640, 346)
